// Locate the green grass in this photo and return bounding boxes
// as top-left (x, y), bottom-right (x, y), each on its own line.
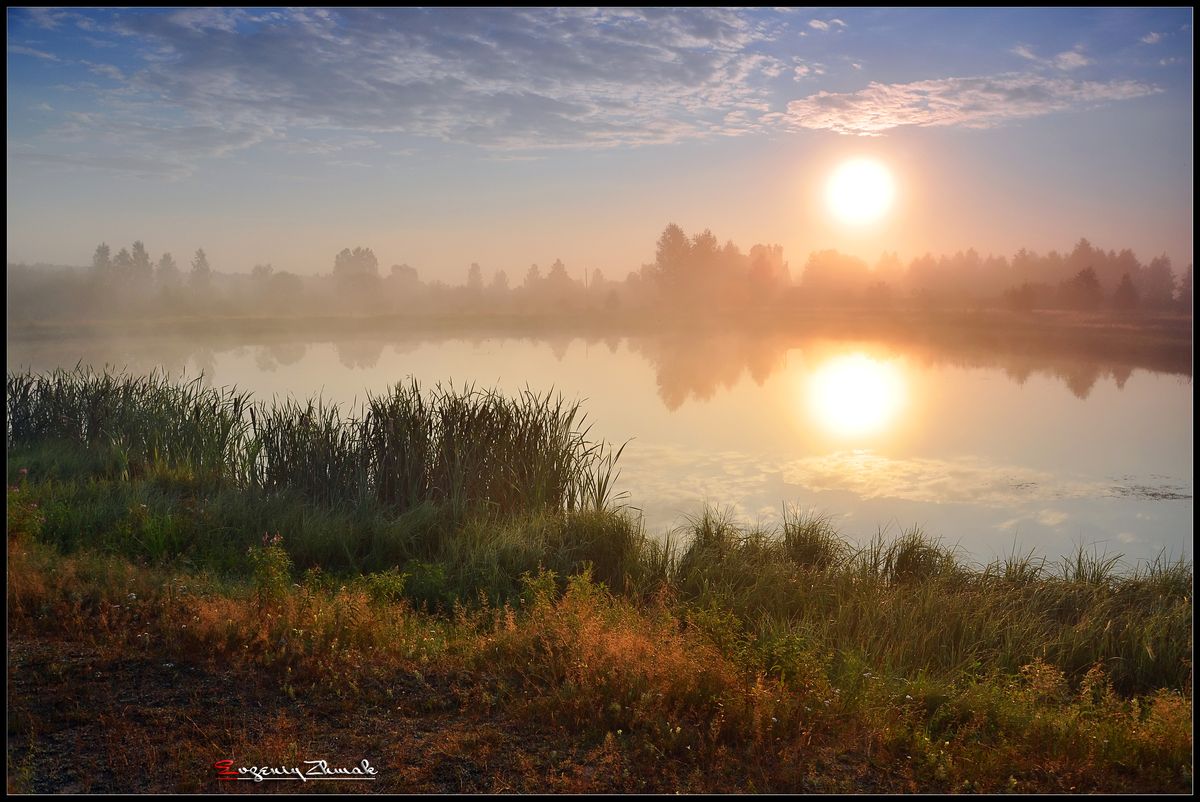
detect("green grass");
top-left (5, 367), bottom-right (1192, 791)
top-left (8, 366), bottom-right (626, 519)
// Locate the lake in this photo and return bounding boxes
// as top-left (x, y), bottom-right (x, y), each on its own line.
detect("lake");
top-left (7, 322), bottom-right (1192, 566)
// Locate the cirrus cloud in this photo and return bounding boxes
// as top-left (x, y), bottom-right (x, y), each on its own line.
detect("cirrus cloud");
top-left (79, 7), bottom-right (790, 153)
top-left (785, 72), bottom-right (1160, 135)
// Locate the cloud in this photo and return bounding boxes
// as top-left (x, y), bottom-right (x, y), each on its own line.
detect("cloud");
top-left (22, 110), bottom-right (280, 179)
top-left (79, 7), bottom-right (790, 153)
top-left (1052, 48), bottom-right (1091, 70)
top-left (618, 445), bottom-right (1189, 524)
top-left (7, 149), bottom-right (195, 179)
top-left (785, 72), bottom-right (1160, 135)
top-left (781, 452), bottom-right (1189, 507)
top-left (792, 60), bottom-right (826, 80)
top-left (1141, 32), bottom-right (1162, 44)
top-left (82, 61), bottom-right (125, 81)
top-left (26, 8), bottom-right (68, 29)
top-left (1011, 43), bottom-right (1091, 70)
top-left (781, 452), bottom-right (1104, 507)
top-left (1012, 44), bottom-right (1038, 61)
top-left (808, 18), bottom-right (846, 32)
top-left (8, 44), bottom-right (60, 61)
top-left (1036, 509), bottom-right (1069, 527)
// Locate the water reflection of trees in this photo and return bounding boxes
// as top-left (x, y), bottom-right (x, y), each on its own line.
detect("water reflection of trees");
top-left (630, 334), bottom-right (789, 410)
top-left (633, 327), bottom-right (1190, 405)
top-left (7, 322), bottom-right (1191, 407)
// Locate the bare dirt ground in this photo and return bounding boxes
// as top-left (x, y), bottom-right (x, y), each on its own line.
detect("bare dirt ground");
top-left (8, 636), bottom-right (896, 794)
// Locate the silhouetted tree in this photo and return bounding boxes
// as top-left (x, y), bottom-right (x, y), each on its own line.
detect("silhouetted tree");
top-left (112, 247), bottom-right (134, 280)
top-left (333, 246), bottom-right (381, 306)
top-left (131, 240), bottom-right (153, 282)
top-left (92, 242), bottom-right (111, 274)
top-left (1059, 267), bottom-right (1102, 311)
top-left (1177, 264), bottom-right (1192, 312)
top-left (654, 223), bottom-right (691, 293)
top-left (333, 247), bottom-right (379, 279)
top-left (1138, 254), bottom-right (1176, 308)
top-left (1004, 282), bottom-right (1040, 312)
top-left (490, 269), bottom-right (509, 293)
top-left (524, 263), bottom-right (542, 289)
top-left (190, 248), bottom-right (211, 290)
top-left (156, 252), bottom-right (180, 287)
top-left (1112, 273), bottom-right (1139, 310)
top-left (802, 250), bottom-right (870, 301)
top-left (386, 263), bottom-right (420, 301)
top-left (269, 271), bottom-right (304, 305)
top-left (390, 263), bottom-right (418, 283)
top-left (467, 262), bottom-right (483, 293)
top-left (546, 258), bottom-right (570, 287)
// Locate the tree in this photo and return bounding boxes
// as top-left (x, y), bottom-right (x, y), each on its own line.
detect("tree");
top-left (92, 242), bottom-right (112, 274)
top-left (802, 249), bottom-right (870, 300)
top-left (1059, 267), bottom-right (1102, 311)
top-left (156, 252), bottom-right (180, 286)
top-left (332, 247), bottom-right (380, 303)
top-left (333, 247), bottom-right (379, 279)
top-left (1177, 264), bottom-right (1192, 312)
top-left (546, 258), bottom-right (569, 284)
top-left (269, 271), bottom-right (304, 305)
top-left (490, 269), bottom-right (509, 294)
top-left (1138, 254), bottom-right (1176, 308)
top-left (690, 229), bottom-right (719, 258)
top-left (131, 240), bottom-right (153, 282)
top-left (654, 223), bottom-right (691, 283)
top-left (190, 248), bottom-right (212, 290)
top-left (112, 247), bottom-right (134, 279)
top-left (252, 263), bottom-right (275, 282)
top-left (389, 263), bottom-right (419, 285)
top-left (524, 263), bottom-right (542, 289)
top-left (1112, 273), bottom-right (1139, 311)
top-left (467, 262), bottom-right (483, 293)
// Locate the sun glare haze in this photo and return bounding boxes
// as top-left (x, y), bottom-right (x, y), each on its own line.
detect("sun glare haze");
top-left (826, 158), bottom-right (896, 225)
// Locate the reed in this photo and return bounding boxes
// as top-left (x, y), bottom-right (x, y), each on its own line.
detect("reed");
top-left (7, 367), bottom-right (627, 519)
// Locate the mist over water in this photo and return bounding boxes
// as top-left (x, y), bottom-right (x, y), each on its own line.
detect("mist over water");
top-left (9, 325), bottom-right (1190, 565)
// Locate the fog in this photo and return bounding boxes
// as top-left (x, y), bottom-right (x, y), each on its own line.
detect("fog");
top-left (6, 226), bottom-right (1193, 326)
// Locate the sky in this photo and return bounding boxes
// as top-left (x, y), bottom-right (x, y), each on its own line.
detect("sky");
top-left (6, 7), bottom-right (1194, 281)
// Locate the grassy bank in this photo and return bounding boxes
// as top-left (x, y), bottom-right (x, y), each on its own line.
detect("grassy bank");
top-left (6, 368), bottom-right (1193, 792)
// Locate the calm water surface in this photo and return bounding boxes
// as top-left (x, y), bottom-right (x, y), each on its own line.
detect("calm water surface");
top-left (8, 328), bottom-right (1192, 565)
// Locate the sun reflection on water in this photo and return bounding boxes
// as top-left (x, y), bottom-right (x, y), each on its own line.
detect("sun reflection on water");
top-left (807, 353), bottom-right (907, 438)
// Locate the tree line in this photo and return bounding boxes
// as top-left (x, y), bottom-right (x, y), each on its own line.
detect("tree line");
top-left (6, 227), bottom-right (1191, 323)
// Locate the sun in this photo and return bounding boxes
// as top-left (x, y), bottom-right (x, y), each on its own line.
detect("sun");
top-left (826, 158), bottom-right (896, 225)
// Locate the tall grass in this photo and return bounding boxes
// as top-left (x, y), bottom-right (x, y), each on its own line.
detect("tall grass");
top-left (7, 367), bottom-right (1191, 697)
top-left (7, 365), bottom-right (251, 483)
top-left (7, 367), bottom-right (626, 518)
top-left (666, 507), bottom-right (1191, 695)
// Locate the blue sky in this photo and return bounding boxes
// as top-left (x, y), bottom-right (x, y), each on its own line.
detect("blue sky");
top-left (6, 7), bottom-right (1193, 279)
